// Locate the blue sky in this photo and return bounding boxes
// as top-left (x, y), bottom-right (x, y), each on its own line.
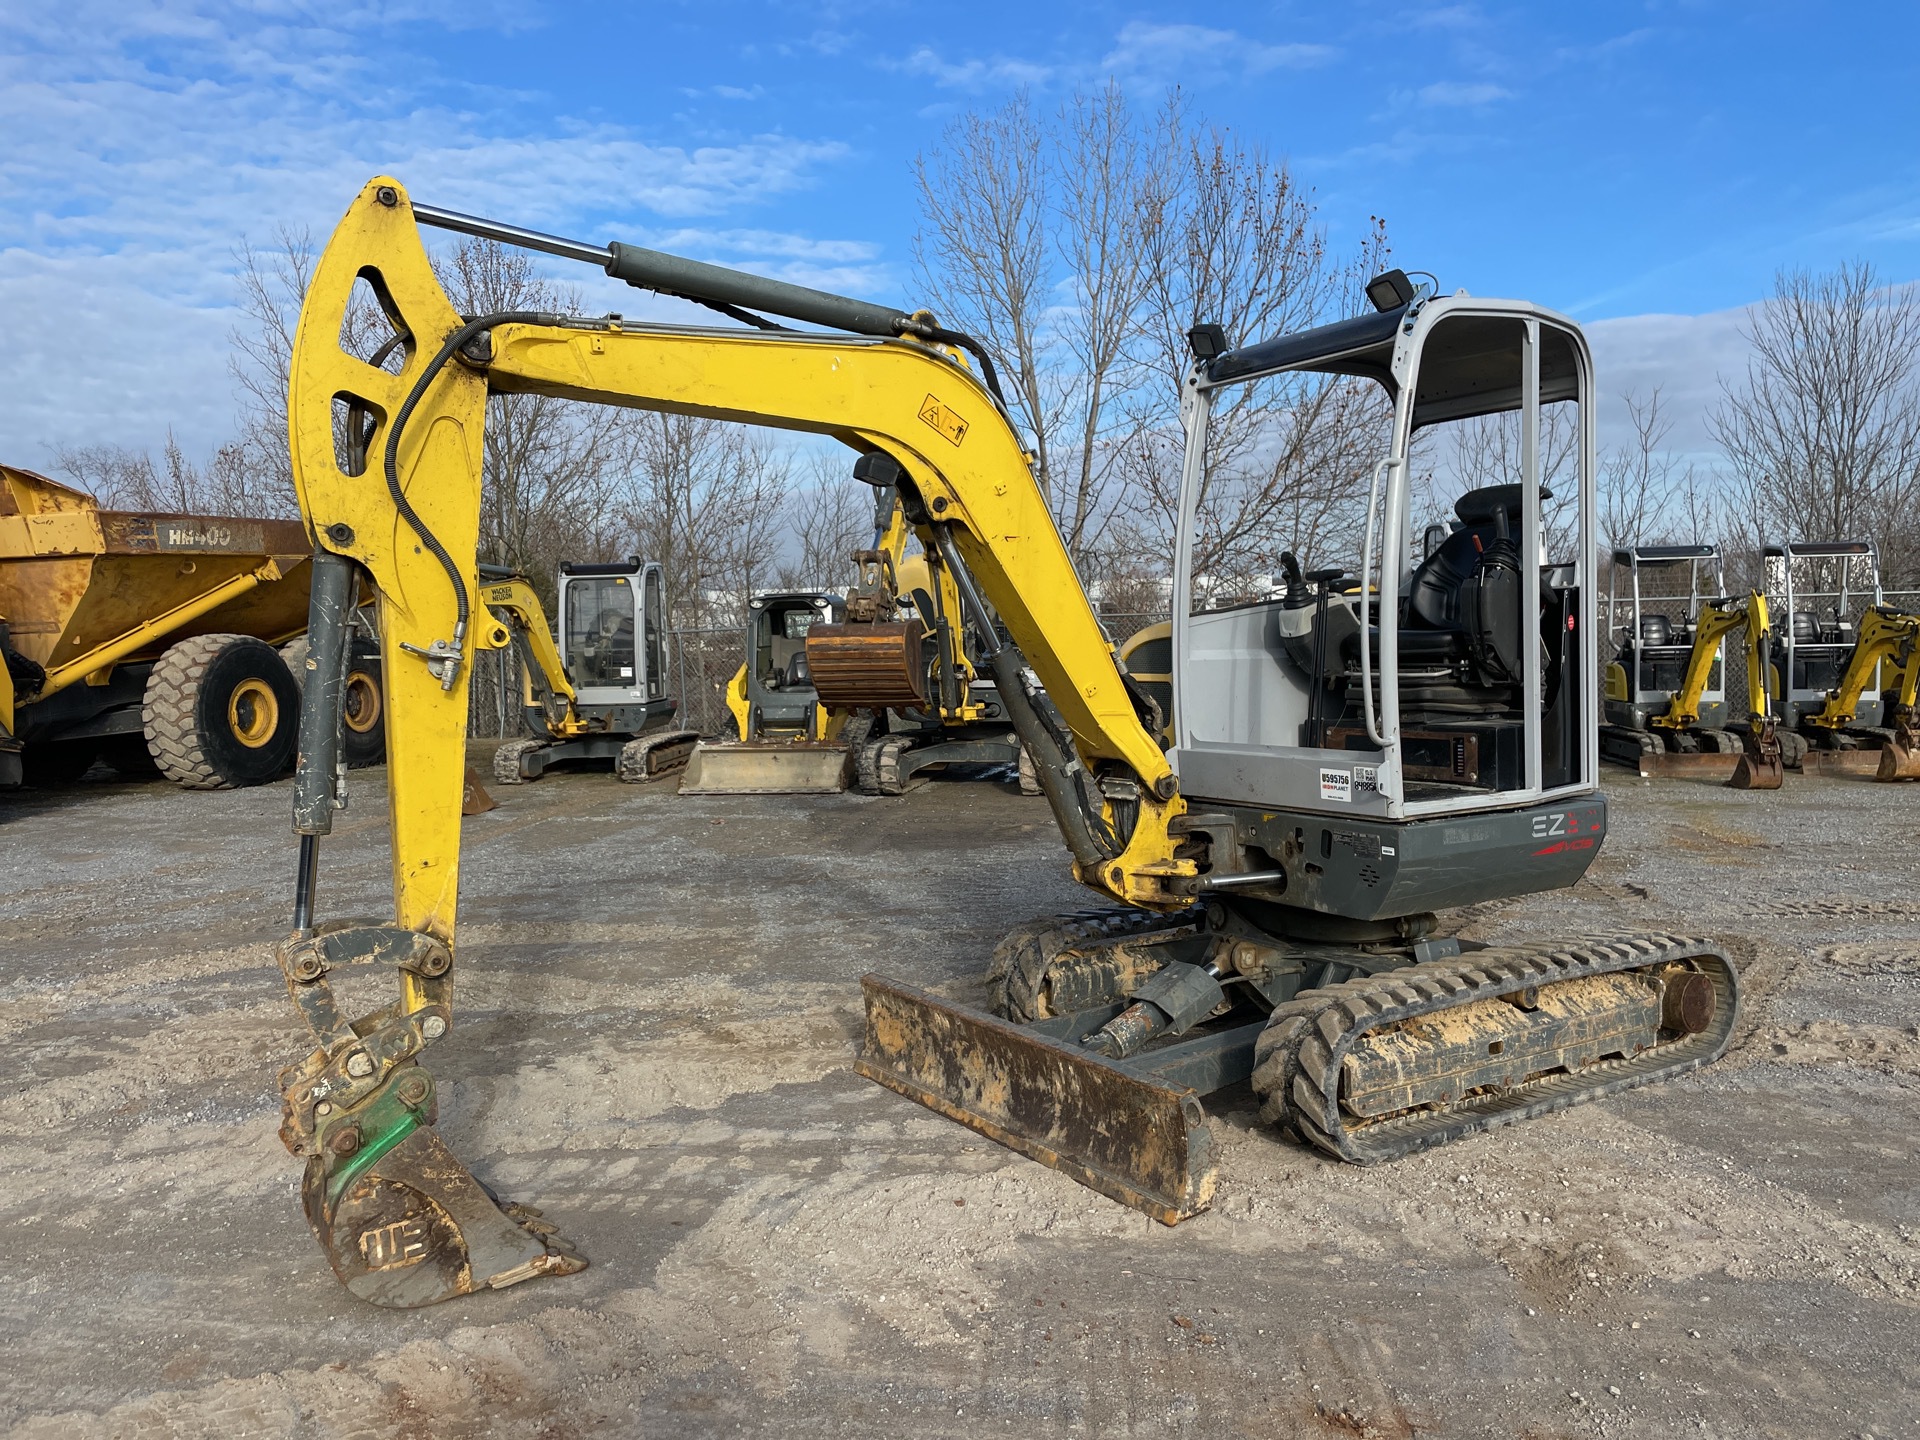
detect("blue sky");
top-left (2, 1), bottom-right (1915, 467)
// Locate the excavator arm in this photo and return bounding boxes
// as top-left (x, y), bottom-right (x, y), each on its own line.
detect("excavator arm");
top-left (473, 571), bottom-right (585, 735)
top-left (275, 177), bottom-right (1191, 1307)
top-left (1650, 598), bottom-right (1748, 731)
top-left (1800, 607), bottom-right (1920, 731)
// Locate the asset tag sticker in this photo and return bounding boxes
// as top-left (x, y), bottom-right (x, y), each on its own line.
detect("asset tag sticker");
top-left (1319, 767), bottom-right (1352, 803)
top-left (1353, 764), bottom-right (1379, 796)
top-left (918, 393), bottom-right (969, 446)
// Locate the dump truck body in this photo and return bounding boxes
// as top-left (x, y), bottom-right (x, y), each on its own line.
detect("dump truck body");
top-left (0, 463), bottom-right (327, 786)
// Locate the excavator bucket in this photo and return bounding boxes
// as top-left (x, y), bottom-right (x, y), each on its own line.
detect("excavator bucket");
top-left (1800, 747), bottom-right (1885, 778)
top-left (1728, 716), bottom-right (1784, 790)
top-left (855, 974), bottom-right (1223, 1224)
top-left (298, 1068), bottom-right (583, 1308)
top-left (676, 739), bottom-right (852, 795)
top-left (1877, 707), bottom-right (1920, 781)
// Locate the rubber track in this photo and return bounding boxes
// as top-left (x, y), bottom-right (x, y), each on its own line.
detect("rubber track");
top-left (988, 905), bottom-right (1205, 1022)
top-left (491, 738), bottom-right (546, 785)
top-left (142, 633), bottom-right (252, 789)
top-left (1249, 931), bottom-right (1737, 1165)
top-left (855, 733), bottom-right (914, 796)
top-left (617, 729), bottom-right (700, 783)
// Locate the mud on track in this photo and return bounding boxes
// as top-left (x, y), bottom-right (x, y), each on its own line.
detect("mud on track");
top-left (1, 760), bottom-right (1915, 1438)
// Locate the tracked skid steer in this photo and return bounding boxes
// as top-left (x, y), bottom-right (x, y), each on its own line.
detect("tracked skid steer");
top-left (676, 589), bottom-right (854, 795)
top-left (273, 183), bottom-right (1738, 1308)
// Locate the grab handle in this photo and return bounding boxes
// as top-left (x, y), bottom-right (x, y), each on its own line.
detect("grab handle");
top-left (1357, 456), bottom-right (1398, 748)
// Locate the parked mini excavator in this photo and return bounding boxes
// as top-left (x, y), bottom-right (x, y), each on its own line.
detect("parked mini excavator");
top-left (1599, 545), bottom-right (1784, 787)
top-left (684, 479), bottom-right (1040, 796)
top-left (1761, 541), bottom-right (1919, 780)
top-left (270, 178), bottom-right (1736, 1308)
top-left (484, 557), bottom-right (698, 784)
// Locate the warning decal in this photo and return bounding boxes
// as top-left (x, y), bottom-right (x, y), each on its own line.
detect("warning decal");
top-left (918, 393), bottom-right (969, 446)
top-left (1319, 767), bottom-right (1352, 803)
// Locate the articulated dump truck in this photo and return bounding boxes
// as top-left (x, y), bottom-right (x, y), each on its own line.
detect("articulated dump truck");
top-left (0, 462), bottom-right (380, 790)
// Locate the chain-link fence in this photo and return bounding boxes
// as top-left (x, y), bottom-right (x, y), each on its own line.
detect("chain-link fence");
top-left (464, 627), bottom-right (745, 740)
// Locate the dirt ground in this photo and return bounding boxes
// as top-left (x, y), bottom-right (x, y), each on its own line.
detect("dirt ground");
top-left (1, 753), bottom-right (1915, 1439)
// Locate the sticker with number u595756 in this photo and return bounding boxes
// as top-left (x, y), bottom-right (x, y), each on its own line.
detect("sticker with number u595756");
top-left (1319, 767), bottom-right (1352, 803)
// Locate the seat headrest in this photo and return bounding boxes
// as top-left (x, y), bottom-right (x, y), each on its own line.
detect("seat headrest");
top-left (1638, 614), bottom-right (1672, 646)
top-left (1455, 483), bottom-right (1554, 526)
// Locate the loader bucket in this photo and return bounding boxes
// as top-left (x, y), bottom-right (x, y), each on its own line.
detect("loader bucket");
top-left (855, 974), bottom-right (1218, 1224)
top-left (676, 739), bottom-right (851, 795)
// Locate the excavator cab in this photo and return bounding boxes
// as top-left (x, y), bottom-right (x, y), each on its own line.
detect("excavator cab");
top-left (557, 559), bottom-right (667, 701)
top-left (1174, 299), bottom-right (1597, 831)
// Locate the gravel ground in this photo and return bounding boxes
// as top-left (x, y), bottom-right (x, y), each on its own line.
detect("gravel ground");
top-left (1, 756), bottom-right (1915, 1439)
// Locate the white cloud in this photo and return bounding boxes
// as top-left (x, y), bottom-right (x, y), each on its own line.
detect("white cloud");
top-left (893, 21), bottom-right (1331, 95)
top-left (1585, 304), bottom-right (1757, 455)
top-left (1099, 22), bottom-right (1334, 78)
top-left (897, 46), bottom-right (1055, 91)
top-left (1416, 80), bottom-right (1512, 107)
top-left (0, 3), bottom-right (859, 463)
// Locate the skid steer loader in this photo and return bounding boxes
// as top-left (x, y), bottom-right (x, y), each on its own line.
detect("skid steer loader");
top-left (268, 179), bottom-right (1737, 1308)
top-left (676, 588), bottom-right (852, 794)
top-left (484, 557), bottom-right (699, 784)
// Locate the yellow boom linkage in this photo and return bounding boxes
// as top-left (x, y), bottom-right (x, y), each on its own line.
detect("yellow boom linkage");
top-left (275, 178), bottom-right (1190, 1307)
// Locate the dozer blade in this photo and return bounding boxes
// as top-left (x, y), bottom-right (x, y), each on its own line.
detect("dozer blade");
top-left (1800, 748), bottom-right (1883, 778)
top-left (302, 1069), bottom-right (583, 1308)
top-left (855, 974), bottom-right (1217, 1224)
top-left (1633, 752), bottom-right (1743, 782)
top-left (677, 739), bottom-right (851, 795)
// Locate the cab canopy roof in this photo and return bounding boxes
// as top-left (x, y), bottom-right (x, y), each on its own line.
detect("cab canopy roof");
top-left (1611, 544), bottom-right (1719, 567)
top-left (1203, 299), bottom-right (1584, 429)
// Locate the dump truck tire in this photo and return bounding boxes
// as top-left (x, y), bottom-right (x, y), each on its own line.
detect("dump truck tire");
top-left (145, 633), bottom-right (298, 789)
top-left (280, 636), bottom-right (386, 768)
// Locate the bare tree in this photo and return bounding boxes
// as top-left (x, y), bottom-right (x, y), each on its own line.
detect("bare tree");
top-left (54, 432), bottom-right (273, 515)
top-left (620, 413), bottom-right (790, 624)
top-left (1711, 263), bottom-right (1920, 586)
top-left (774, 454), bottom-right (875, 592)
top-left (1596, 389), bottom-right (1719, 557)
top-left (913, 84), bottom-right (1164, 568)
top-left (1114, 122), bottom-right (1393, 602)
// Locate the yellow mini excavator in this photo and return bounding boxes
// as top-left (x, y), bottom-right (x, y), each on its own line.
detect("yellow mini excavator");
top-left (272, 178), bottom-right (1737, 1308)
top-left (1761, 541), bottom-right (1919, 781)
top-left (685, 480), bottom-right (1041, 796)
top-left (481, 558), bottom-right (699, 785)
top-left (1600, 556), bottom-right (1785, 788)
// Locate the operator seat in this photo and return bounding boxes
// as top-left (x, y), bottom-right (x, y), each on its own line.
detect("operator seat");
top-left (1396, 483), bottom-right (1551, 678)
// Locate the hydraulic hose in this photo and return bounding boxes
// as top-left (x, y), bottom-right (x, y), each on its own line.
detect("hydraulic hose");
top-left (379, 309), bottom-right (560, 653)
